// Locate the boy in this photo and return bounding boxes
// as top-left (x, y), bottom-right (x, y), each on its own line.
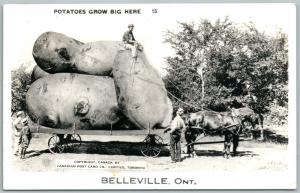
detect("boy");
top-left (13, 111), bottom-right (24, 156)
top-left (19, 118), bottom-right (32, 159)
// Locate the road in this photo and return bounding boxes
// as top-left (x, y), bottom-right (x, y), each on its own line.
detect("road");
top-left (12, 134), bottom-right (288, 172)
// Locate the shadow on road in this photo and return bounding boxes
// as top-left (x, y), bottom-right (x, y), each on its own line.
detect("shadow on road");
top-left (27, 141), bottom-right (170, 158)
top-left (194, 149), bottom-right (259, 157)
top-left (26, 150), bottom-right (49, 158)
top-left (74, 141), bottom-right (170, 157)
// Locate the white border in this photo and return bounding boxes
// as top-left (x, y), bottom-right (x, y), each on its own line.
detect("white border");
top-left (2, 3), bottom-right (297, 189)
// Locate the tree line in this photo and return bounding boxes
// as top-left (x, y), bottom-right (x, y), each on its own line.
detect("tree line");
top-left (163, 18), bottom-right (288, 125)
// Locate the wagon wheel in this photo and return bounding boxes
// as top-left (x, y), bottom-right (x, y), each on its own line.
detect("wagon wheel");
top-left (141, 134), bottom-right (164, 157)
top-left (66, 134), bottom-right (82, 152)
top-left (48, 135), bottom-right (65, 154)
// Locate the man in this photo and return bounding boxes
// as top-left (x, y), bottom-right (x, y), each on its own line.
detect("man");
top-left (19, 118), bottom-right (32, 159)
top-left (122, 24), bottom-right (143, 58)
top-left (165, 107), bottom-right (186, 163)
top-left (12, 111), bottom-right (24, 156)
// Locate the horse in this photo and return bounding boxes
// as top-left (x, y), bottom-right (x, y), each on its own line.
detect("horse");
top-left (230, 107), bottom-right (263, 138)
top-left (186, 110), bottom-right (242, 159)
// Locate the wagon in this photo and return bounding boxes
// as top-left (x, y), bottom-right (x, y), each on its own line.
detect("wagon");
top-left (28, 120), bottom-right (255, 158)
top-left (29, 121), bottom-right (167, 158)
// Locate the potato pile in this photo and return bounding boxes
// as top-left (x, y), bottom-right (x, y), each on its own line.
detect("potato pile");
top-left (27, 32), bottom-right (173, 130)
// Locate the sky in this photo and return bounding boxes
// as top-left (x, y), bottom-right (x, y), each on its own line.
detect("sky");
top-left (4, 4), bottom-right (295, 75)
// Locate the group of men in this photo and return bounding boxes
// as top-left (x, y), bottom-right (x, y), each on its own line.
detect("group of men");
top-left (13, 111), bottom-right (32, 159)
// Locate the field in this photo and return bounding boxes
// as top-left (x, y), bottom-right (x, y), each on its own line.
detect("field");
top-left (12, 133), bottom-right (288, 172)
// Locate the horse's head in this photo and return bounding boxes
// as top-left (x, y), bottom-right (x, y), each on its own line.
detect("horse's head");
top-left (241, 114), bottom-right (261, 130)
top-left (186, 113), bottom-right (196, 126)
top-left (186, 112), bottom-right (204, 127)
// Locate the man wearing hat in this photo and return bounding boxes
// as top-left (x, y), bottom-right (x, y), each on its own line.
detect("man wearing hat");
top-left (13, 111), bottom-right (24, 156)
top-left (122, 24), bottom-right (143, 58)
top-left (19, 118), bottom-right (32, 159)
top-left (165, 107), bottom-right (186, 163)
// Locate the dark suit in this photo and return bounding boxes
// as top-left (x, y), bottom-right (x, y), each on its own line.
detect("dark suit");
top-left (122, 30), bottom-right (136, 45)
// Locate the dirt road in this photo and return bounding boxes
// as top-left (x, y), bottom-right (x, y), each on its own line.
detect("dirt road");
top-left (12, 134), bottom-right (288, 172)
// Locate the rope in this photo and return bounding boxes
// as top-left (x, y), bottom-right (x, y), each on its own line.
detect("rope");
top-left (165, 79), bottom-right (204, 108)
top-left (130, 58), bottom-right (137, 86)
top-left (163, 66), bottom-right (198, 73)
top-left (116, 68), bottom-right (165, 87)
top-left (166, 91), bottom-right (202, 110)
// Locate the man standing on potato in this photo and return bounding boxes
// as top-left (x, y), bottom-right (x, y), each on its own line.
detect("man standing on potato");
top-left (122, 24), bottom-right (143, 58)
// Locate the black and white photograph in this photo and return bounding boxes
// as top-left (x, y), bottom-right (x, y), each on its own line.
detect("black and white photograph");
top-left (2, 4), bottom-right (296, 189)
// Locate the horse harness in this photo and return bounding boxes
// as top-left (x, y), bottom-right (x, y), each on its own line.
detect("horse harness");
top-left (195, 114), bottom-right (242, 136)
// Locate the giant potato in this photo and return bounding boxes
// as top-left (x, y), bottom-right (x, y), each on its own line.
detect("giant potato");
top-left (31, 65), bottom-right (50, 82)
top-left (26, 73), bottom-right (122, 129)
top-left (32, 32), bottom-right (123, 76)
top-left (113, 50), bottom-right (173, 130)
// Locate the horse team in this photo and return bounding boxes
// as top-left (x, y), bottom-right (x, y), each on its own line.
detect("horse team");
top-left (185, 107), bottom-right (262, 158)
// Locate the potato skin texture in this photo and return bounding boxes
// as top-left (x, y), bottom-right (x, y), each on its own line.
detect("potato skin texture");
top-left (31, 65), bottom-right (50, 82)
top-left (30, 32), bottom-right (173, 130)
top-left (113, 50), bottom-right (173, 129)
top-left (32, 32), bottom-right (123, 76)
top-left (26, 73), bottom-right (121, 129)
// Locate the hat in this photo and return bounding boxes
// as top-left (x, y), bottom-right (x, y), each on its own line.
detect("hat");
top-left (177, 107), bottom-right (184, 112)
top-left (128, 24), bottom-right (134, 27)
top-left (16, 111), bottom-right (23, 117)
